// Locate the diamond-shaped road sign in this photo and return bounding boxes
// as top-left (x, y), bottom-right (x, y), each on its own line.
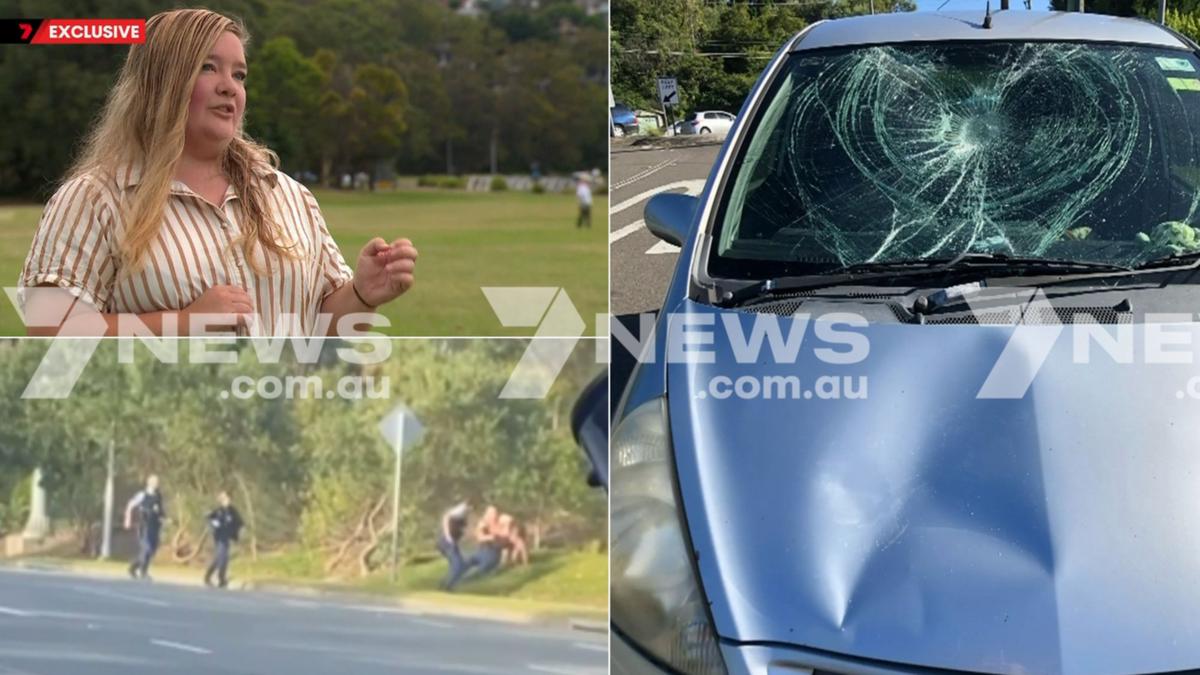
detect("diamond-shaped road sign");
top-left (379, 403), bottom-right (424, 456)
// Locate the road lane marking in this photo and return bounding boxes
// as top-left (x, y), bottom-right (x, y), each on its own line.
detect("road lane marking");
top-left (610, 179), bottom-right (706, 216)
top-left (646, 240), bottom-right (681, 255)
top-left (610, 219), bottom-right (644, 244)
top-left (410, 617), bottom-right (452, 629)
top-left (612, 160), bottom-right (675, 190)
top-left (572, 642), bottom-right (606, 653)
top-left (282, 599), bottom-right (320, 609)
top-left (150, 640), bottom-right (210, 655)
top-left (70, 585), bottom-right (169, 608)
top-left (342, 604), bottom-right (421, 616)
top-left (528, 665), bottom-right (604, 675)
top-left (0, 607), bottom-right (32, 618)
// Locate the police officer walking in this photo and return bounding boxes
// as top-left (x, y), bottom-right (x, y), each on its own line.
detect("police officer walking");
top-left (437, 500), bottom-right (470, 591)
top-left (124, 474), bottom-right (166, 580)
top-left (204, 491), bottom-right (243, 588)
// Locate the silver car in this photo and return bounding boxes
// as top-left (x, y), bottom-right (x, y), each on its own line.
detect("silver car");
top-left (613, 10), bottom-right (1200, 675)
top-left (680, 111), bottom-right (736, 136)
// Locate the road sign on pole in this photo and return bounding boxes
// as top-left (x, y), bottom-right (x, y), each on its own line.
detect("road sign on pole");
top-left (379, 403), bottom-right (424, 583)
top-left (657, 77), bottom-right (678, 108)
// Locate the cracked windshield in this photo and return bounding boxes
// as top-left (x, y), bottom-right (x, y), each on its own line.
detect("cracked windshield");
top-left (716, 42), bottom-right (1200, 274)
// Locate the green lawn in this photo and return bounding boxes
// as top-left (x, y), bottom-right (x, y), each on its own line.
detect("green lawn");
top-left (238, 548), bottom-right (606, 608)
top-left (0, 189), bottom-right (608, 336)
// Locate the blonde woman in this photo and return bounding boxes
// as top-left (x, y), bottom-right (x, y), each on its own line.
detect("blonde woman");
top-left (19, 9), bottom-right (417, 336)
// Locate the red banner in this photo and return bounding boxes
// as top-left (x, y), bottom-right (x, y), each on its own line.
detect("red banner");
top-left (26, 19), bottom-right (146, 45)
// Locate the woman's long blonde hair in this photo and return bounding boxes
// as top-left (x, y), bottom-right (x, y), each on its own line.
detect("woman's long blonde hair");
top-left (66, 8), bottom-right (293, 277)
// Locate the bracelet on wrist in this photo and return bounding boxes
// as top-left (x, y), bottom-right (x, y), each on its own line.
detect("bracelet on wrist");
top-left (351, 280), bottom-right (377, 309)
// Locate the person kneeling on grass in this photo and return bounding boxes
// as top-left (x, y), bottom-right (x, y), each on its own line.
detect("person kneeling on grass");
top-left (459, 505), bottom-right (503, 585)
top-left (204, 490), bottom-right (243, 588)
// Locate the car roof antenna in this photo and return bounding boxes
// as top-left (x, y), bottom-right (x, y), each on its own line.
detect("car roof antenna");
top-left (983, 0), bottom-right (993, 28)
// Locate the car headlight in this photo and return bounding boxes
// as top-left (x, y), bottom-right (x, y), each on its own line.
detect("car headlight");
top-left (611, 397), bottom-right (727, 675)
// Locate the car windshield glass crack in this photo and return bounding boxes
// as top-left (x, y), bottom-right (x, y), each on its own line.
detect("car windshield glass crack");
top-left (717, 43), bottom-right (1200, 272)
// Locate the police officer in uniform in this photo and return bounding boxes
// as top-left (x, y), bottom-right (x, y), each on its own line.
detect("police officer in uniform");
top-left (124, 474), bottom-right (167, 580)
top-left (204, 491), bottom-right (243, 588)
top-left (437, 501), bottom-right (470, 591)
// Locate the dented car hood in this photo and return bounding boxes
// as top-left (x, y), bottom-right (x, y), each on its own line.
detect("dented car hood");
top-left (665, 300), bottom-right (1200, 674)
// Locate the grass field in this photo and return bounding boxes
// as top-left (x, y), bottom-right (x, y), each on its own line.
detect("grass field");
top-left (0, 189), bottom-right (608, 336)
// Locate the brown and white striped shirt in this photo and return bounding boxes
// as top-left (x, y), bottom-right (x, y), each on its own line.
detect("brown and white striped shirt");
top-left (19, 164), bottom-right (354, 335)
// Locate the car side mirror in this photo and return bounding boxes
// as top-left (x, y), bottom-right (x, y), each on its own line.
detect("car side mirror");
top-left (645, 193), bottom-right (698, 247)
top-left (570, 371), bottom-right (608, 490)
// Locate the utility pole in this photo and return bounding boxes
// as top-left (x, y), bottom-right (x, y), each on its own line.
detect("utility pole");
top-left (22, 468), bottom-right (49, 540)
top-left (100, 435), bottom-right (115, 559)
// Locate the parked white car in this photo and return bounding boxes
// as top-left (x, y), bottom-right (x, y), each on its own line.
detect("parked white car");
top-left (680, 110), bottom-right (735, 135)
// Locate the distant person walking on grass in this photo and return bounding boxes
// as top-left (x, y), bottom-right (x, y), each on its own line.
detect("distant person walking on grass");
top-left (204, 490), bottom-right (243, 588)
top-left (18, 8), bottom-right (418, 338)
top-left (124, 474), bottom-right (167, 581)
top-left (437, 500), bottom-right (471, 591)
top-left (576, 175), bottom-right (592, 228)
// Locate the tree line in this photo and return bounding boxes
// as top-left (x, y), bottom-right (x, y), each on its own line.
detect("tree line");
top-left (611, 0), bottom-right (915, 118)
top-left (0, 340), bottom-right (606, 577)
top-left (0, 0), bottom-right (608, 199)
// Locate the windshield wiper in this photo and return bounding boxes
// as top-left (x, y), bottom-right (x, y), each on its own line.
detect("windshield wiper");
top-left (1132, 250), bottom-right (1200, 270)
top-left (713, 253), bottom-right (1132, 308)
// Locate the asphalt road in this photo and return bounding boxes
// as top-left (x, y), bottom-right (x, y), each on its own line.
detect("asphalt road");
top-left (0, 568), bottom-right (607, 675)
top-left (609, 140), bottom-right (722, 407)
top-left (609, 140), bottom-right (721, 318)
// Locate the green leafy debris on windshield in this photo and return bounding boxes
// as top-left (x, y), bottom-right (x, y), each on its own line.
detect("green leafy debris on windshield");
top-left (1137, 220), bottom-right (1200, 255)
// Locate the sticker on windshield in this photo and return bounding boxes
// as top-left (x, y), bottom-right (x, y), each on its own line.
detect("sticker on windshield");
top-left (1157, 57), bottom-right (1196, 72)
top-left (1168, 77), bottom-right (1200, 92)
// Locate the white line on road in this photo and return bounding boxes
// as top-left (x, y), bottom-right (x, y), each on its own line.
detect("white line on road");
top-left (71, 585), bottom-right (169, 608)
top-left (572, 642), bottom-right (607, 653)
top-left (343, 604), bottom-right (421, 616)
top-left (410, 617), bottom-right (453, 629)
top-left (150, 639), bottom-right (211, 655)
top-left (528, 665), bottom-right (601, 675)
top-left (611, 160), bottom-right (675, 190)
top-left (646, 240), bottom-right (681, 255)
top-left (0, 607), bottom-right (32, 618)
top-left (610, 179), bottom-right (707, 216)
top-left (610, 219), bottom-right (644, 244)
top-left (282, 599), bottom-right (320, 609)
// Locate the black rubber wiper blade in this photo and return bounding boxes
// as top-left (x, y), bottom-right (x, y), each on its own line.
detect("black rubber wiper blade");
top-left (837, 253), bottom-right (1131, 274)
top-left (1133, 250), bottom-right (1200, 270)
top-left (714, 254), bottom-right (1131, 307)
